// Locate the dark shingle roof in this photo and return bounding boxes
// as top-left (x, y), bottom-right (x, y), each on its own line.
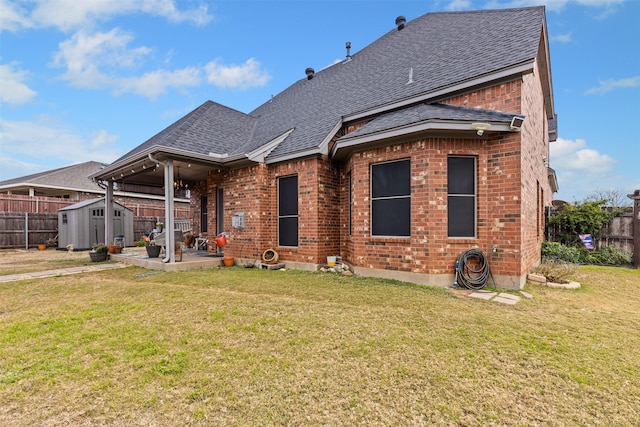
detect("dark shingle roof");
top-left (248, 6), bottom-right (545, 158)
top-left (114, 101), bottom-right (257, 162)
top-left (109, 7), bottom-right (545, 167)
top-left (0, 161), bottom-right (106, 191)
top-left (341, 103), bottom-right (520, 140)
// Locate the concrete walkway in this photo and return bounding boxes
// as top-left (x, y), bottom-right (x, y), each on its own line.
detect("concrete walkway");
top-left (0, 262), bottom-right (130, 283)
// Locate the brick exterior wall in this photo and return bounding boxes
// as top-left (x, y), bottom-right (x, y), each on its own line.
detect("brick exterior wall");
top-left (194, 60), bottom-right (552, 289)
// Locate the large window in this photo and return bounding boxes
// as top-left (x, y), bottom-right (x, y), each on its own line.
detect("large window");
top-left (447, 156), bottom-right (476, 238)
top-left (371, 159), bottom-right (411, 237)
top-left (278, 175), bottom-right (298, 247)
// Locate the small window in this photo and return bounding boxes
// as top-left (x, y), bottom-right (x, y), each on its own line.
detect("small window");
top-left (62, 213), bottom-right (67, 224)
top-left (201, 196), bottom-right (208, 233)
top-left (278, 175), bottom-right (298, 247)
top-left (447, 156), bottom-right (476, 238)
top-left (371, 159), bottom-right (411, 237)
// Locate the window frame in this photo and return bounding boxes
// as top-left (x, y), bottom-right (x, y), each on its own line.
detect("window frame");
top-left (447, 155), bottom-right (477, 238)
top-left (277, 174), bottom-right (299, 247)
top-left (370, 159), bottom-right (411, 238)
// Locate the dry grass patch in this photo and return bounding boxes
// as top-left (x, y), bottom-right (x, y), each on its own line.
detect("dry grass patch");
top-left (0, 264), bottom-right (638, 426)
top-left (0, 249), bottom-right (91, 275)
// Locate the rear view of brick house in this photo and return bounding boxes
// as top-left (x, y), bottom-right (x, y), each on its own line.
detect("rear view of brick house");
top-left (92, 6), bottom-right (558, 289)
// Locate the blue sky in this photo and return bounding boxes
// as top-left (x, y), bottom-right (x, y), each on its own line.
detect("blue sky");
top-left (1, 0), bottom-right (638, 202)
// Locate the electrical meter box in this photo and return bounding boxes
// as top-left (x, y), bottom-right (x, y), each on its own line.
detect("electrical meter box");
top-left (232, 212), bottom-right (245, 229)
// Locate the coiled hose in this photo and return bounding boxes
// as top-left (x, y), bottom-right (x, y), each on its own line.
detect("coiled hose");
top-left (454, 248), bottom-right (496, 290)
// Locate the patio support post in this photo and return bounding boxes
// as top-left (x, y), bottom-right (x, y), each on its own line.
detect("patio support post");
top-left (105, 181), bottom-right (114, 246)
top-left (163, 160), bottom-right (176, 263)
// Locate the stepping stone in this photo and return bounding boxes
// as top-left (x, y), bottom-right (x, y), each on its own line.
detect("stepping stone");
top-left (468, 291), bottom-right (497, 300)
top-left (520, 291), bottom-right (533, 299)
top-left (493, 295), bottom-right (519, 305)
top-left (497, 293), bottom-right (520, 301)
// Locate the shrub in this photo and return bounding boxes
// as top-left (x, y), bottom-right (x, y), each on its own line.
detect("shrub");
top-left (541, 242), bottom-right (631, 265)
top-left (92, 243), bottom-right (109, 253)
top-left (532, 260), bottom-right (577, 284)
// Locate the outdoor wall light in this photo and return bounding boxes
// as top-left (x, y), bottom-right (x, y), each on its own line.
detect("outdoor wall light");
top-left (510, 116), bottom-right (524, 130)
top-left (471, 122), bottom-right (491, 136)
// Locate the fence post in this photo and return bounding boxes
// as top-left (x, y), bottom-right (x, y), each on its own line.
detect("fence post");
top-left (25, 212), bottom-right (29, 250)
top-left (629, 190), bottom-right (640, 269)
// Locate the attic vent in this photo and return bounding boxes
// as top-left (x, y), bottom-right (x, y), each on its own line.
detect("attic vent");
top-left (396, 16), bottom-right (406, 30)
top-left (305, 67), bottom-right (315, 80)
top-left (345, 41), bottom-right (352, 62)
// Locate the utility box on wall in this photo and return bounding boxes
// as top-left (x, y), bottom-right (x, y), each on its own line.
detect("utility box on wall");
top-left (232, 212), bottom-right (245, 229)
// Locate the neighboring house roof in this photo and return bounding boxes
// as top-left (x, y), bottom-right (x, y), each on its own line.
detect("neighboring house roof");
top-left (0, 161), bottom-right (106, 194)
top-left (94, 6), bottom-right (551, 180)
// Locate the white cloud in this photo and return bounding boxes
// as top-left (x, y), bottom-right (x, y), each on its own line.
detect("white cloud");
top-left (446, 0), bottom-right (472, 11)
top-left (550, 137), bottom-right (615, 174)
top-left (0, 117), bottom-right (122, 165)
top-left (0, 0), bottom-right (32, 32)
top-left (549, 137), bottom-right (625, 201)
top-left (117, 67), bottom-right (202, 99)
top-left (550, 32), bottom-right (572, 43)
top-left (53, 28), bottom-right (151, 89)
top-left (0, 63), bottom-right (37, 105)
top-left (205, 58), bottom-right (271, 89)
top-left (31, 0), bottom-right (212, 32)
top-left (584, 76), bottom-right (640, 95)
top-left (51, 30), bottom-right (271, 98)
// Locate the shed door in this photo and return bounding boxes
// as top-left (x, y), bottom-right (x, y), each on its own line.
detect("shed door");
top-left (90, 207), bottom-right (105, 246)
top-left (113, 209), bottom-right (124, 237)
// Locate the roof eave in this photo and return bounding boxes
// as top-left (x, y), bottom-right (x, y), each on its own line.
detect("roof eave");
top-left (331, 120), bottom-right (515, 161)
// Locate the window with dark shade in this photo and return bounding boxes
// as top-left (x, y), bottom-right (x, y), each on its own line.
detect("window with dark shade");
top-left (371, 159), bottom-right (410, 237)
top-left (448, 156), bottom-right (476, 238)
top-left (278, 175), bottom-right (298, 247)
top-left (201, 196), bottom-right (208, 233)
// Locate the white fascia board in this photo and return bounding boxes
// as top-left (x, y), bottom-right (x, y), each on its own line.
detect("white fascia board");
top-left (0, 183), bottom-right (98, 193)
top-left (265, 120), bottom-right (342, 164)
top-left (247, 128), bottom-right (294, 163)
top-left (331, 121), bottom-right (513, 157)
top-left (318, 119), bottom-right (343, 155)
top-left (343, 62), bottom-right (535, 123)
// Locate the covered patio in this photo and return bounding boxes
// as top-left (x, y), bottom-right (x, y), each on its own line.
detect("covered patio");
top-left (109, 246), bottom-right (226, 272)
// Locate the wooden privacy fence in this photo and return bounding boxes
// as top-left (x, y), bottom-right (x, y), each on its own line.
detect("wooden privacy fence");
top-left (0, 194), bottom-right (191, 249)
top-left (0, 212), bottom-right (58, 249)
top-left (0, 194), bottom-right (190, 218)
top-left (547, 211), bottom-right (635, 255)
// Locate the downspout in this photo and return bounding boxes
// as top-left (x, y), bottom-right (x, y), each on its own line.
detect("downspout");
top-left (149, 153), bottom-right (175, 263)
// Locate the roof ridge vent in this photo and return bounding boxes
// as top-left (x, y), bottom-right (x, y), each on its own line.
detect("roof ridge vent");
top-left (305, 67), bottom-right (315, 80)
top-left (396, 16), bottom-right (406, 30)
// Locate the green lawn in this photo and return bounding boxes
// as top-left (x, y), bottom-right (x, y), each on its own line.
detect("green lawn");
top-left (1, 265), bottom-right (638, 426)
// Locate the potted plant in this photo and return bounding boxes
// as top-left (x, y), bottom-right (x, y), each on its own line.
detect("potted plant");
top-left (90, 243), bottom-right (109, 262)
top-left (141, 236), bottom-right (161, 258)
top-left (155, 221), bottom-right (164, 232)
top-left (183, 231), bottom-right (194, 248)
top-left (108, 244), bottom-right (122, 254)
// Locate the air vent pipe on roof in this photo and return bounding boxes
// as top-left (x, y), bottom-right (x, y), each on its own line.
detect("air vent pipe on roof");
top-left (305, 67), bottom-right (315, 80)
top-left (396, 16), bottom-right (406, 30)
top-left (345, 41), bottom-right (352, 61)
